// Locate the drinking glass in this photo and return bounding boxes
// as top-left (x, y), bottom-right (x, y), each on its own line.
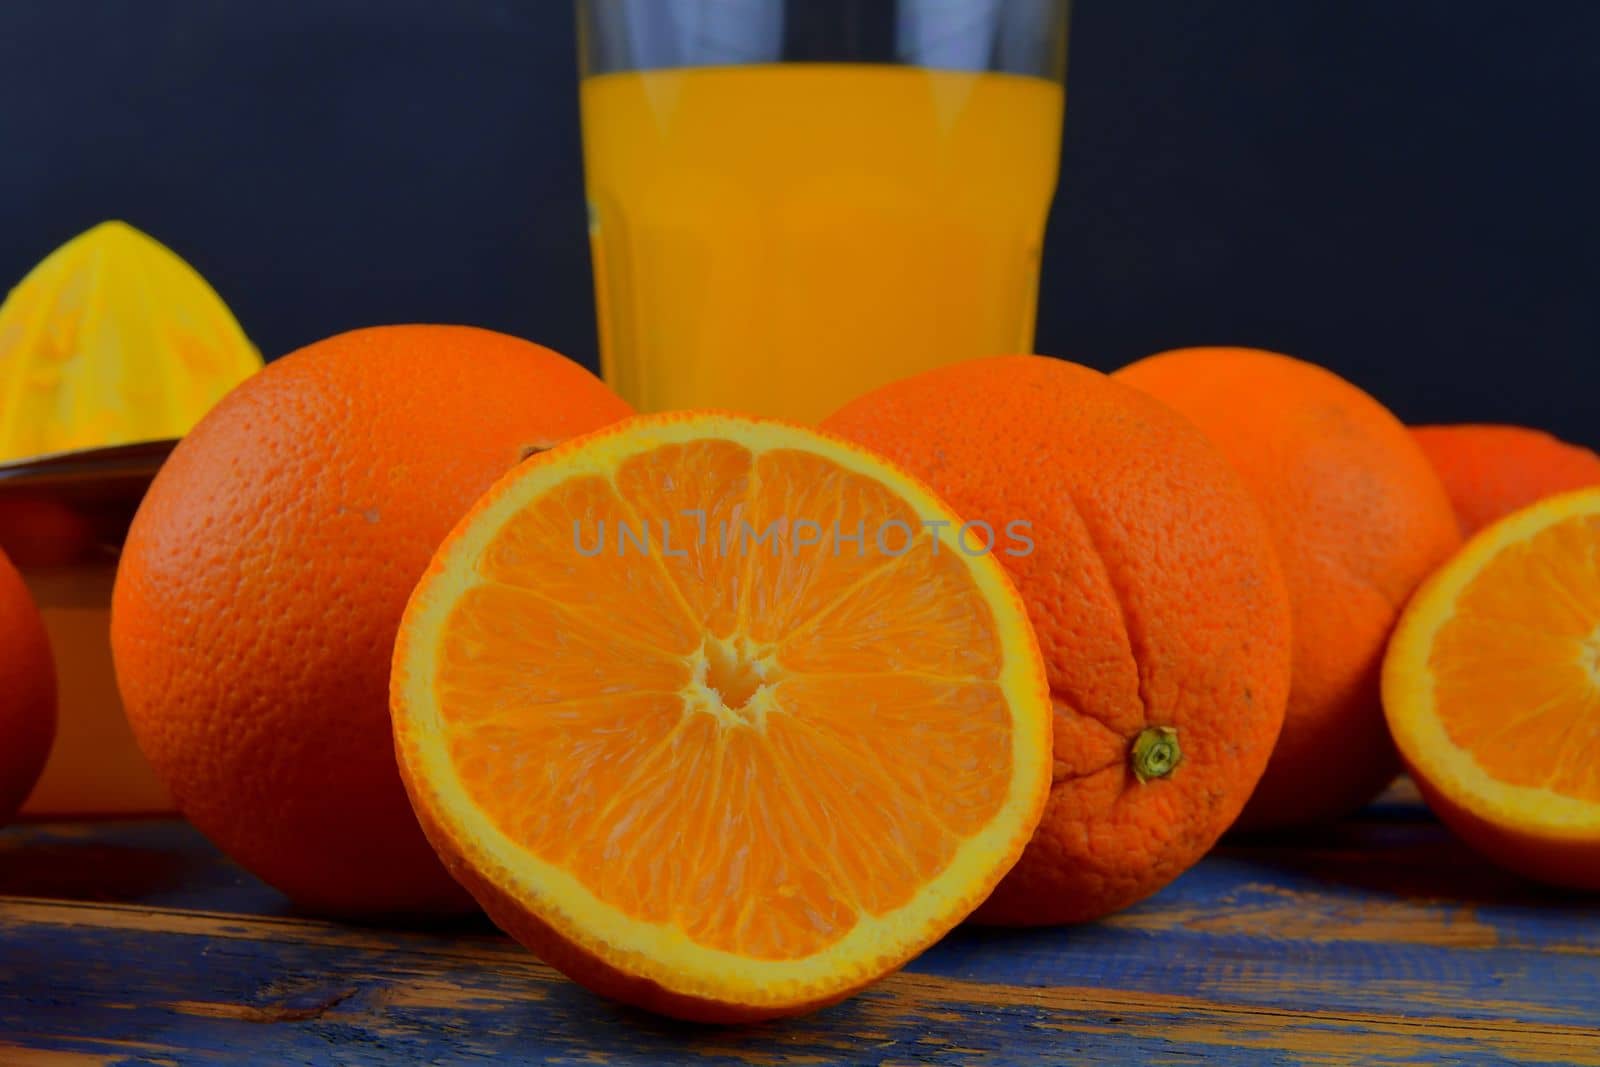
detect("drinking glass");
top-left (578, 0), bottom-right (1068, 422)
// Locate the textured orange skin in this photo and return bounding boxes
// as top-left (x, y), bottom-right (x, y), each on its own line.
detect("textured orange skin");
top-left (111, 325), bottom-right (632, 915)
top-left (0, 548), bottom-right (56, 823)
top-left (1412, 424), bottom-right (1600, 538)
top-left (1116, 348), bottom-right (1461, 831)
top-left (824, 356), bottom-right (1292, 925)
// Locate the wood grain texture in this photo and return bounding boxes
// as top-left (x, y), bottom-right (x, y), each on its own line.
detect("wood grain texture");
top-left (1, 785), bottom-right (1597, 1065)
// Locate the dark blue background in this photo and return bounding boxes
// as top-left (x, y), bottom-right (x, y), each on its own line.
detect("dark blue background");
top-left (2, 2), bottom-right (1595, 441)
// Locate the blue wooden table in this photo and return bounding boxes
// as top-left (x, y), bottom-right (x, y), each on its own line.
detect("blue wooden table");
top-left (1, 782), bottom-right (1596, 1065)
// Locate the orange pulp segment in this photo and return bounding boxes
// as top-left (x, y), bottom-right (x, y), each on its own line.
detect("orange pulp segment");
top-left (392, 412), bottom-right (1052, 1019)
top-left (1384, 487), bottom-right (1600, 887)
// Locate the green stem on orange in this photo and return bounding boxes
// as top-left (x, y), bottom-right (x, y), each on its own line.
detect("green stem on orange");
top-left (1131, 726), bottom-right (1181, 783)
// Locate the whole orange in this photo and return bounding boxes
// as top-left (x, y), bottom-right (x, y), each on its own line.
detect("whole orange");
top-left (111, 325), bottom-right (632, 914)
top-left (1116, 347), bottom-right (1461, 830)
top-left (0, 547), bottom-right (56, 823)
top-left (1412, 423), bottom-right (1600, 537)
top-left (824, 355), bottom-right (1292, 924)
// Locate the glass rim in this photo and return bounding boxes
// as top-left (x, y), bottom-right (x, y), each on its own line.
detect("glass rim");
top-left (576, 0), bottom-right (1070, 83)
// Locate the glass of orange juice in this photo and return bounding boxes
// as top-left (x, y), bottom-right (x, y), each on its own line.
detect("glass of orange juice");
top-left (577, 0), bottom-right (1068, 423)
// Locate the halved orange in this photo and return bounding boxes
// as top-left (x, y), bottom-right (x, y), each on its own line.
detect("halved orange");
top-left (1384, 486), bottom-right (1600, 889)
top-left (391, 412), bottom-right (1052, 1021)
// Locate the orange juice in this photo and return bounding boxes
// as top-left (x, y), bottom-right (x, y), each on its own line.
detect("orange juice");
top-left (580, 64), bottom-right (1064, 422)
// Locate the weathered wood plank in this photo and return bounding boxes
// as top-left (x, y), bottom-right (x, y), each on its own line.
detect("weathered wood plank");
top-left (3, 891), bottom-right (1598, 1065)
top-left (2, 785), bottom-right (1596, 1065)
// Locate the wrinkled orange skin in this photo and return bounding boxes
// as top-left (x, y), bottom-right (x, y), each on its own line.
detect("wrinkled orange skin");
top-left (824, 355), bottom-right (1292, 924)
top-left (1412, 423), bottom-right (1600, 538)
top-left (1117, 348), bottom-right (1461, 831)
top-left (0, 548), bottom-right (56, 823)
top-left (111, 325), bottom-right (632, 915)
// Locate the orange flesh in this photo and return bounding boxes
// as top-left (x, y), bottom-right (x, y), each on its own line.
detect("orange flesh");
top-left (1430, 512), bottom-right (1600, 801)
top-left (432, 443), bottom-right (1013, 960)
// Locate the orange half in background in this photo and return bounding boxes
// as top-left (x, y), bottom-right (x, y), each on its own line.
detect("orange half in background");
top-left (1384, 487), bottom-right (1600, 889)
top-left (391, 412), bottom-right (1053, 1021)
